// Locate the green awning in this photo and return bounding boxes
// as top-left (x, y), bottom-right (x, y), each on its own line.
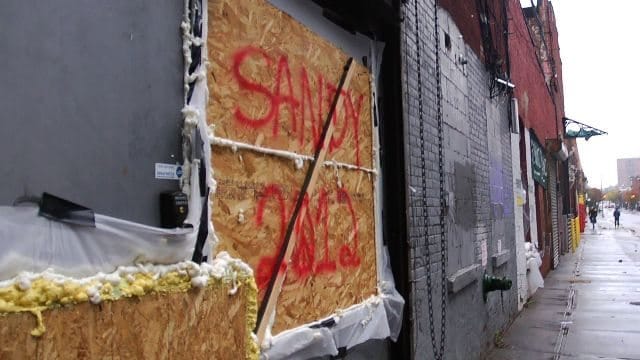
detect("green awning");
top-left (564, 117), bottom-right (607, 140)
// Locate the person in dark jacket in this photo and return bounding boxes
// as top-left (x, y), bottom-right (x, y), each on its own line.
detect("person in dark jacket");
top-left (589, 207), bottom-right (598, 230)
top-left (614, 207), bottom-right (621, 228)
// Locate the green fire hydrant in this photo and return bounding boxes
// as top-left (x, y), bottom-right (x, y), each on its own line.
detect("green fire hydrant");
top-left (482, 274), bottom-right (512, 302)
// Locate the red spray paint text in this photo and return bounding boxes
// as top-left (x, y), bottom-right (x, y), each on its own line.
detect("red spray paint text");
top-left (231, 46), bottom-right (365, 166)
top-left (254, 184), bottom-right (361, 291)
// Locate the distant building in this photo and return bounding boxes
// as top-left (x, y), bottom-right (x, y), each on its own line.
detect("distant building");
top-left (617, 158), bottom-right (640, 187)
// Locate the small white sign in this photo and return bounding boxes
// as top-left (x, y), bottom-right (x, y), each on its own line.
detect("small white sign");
top-left (155, 163), bottom-right (183, 180)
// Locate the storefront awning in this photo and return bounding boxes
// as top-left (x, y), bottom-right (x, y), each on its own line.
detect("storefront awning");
top-left (564, 117), bottom-right (607, 140)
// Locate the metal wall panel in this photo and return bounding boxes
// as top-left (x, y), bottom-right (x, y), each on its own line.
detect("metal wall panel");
top-left (0, 0), bottom-right (184, 226)
top-left (550, 163), bottom-right (560, 268)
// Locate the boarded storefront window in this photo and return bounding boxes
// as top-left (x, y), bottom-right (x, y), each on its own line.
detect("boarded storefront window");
top-left (208, 0), bottom-right (378, 334)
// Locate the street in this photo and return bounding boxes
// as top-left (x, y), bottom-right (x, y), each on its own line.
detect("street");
top-left (488, 209), bottom-right (640, 359)
top-left (599, 207), bottom-right (640, 234)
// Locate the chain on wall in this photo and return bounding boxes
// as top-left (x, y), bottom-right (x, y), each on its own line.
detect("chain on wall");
top-left (412, 0), bottom-right (448, 358)
top-left (434, 0), bottom-right (448, 358)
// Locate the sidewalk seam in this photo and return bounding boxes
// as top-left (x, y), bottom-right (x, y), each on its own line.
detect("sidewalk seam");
top-left (553, 239), bottom-right (585, 360)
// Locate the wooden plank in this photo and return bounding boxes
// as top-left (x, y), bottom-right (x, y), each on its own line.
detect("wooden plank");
top-left (0, 282), bottom-right (257, 359)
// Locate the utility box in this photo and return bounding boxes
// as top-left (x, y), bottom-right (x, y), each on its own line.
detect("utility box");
top-left (159, 191), bottom-right (188, 228)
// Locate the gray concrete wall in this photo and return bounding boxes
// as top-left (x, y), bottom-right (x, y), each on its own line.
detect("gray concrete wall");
top-left (401, 2), bottom-right (518, 358)
top-left (0, 0), bottom-right (184, 226)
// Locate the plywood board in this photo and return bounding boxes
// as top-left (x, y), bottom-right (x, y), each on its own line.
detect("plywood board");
top-left (212, 148), bottom-right (377, 333)
top-left (207, 0), bottom-right (373, 169)
top-left (207, 0), bottom-right (378, 335)
top-left (0, 283), bottom-right (256, 360)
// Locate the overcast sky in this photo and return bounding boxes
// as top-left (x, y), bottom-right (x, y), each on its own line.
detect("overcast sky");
top-left (549, 0), bottom-right (640, 188)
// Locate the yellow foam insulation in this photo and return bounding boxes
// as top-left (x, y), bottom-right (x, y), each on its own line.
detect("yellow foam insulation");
top-left (0, 253), bottom-right (259, 359)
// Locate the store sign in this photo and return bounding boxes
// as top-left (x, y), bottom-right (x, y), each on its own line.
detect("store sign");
top-left (531, 139), bottom-right (548, 188)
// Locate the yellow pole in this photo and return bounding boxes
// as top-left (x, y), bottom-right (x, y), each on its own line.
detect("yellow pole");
top-left (575, 216), bottom-right (580, 247)
top-left (571, 218), bottom-right (576, 252)
top-left (572, 217), bottom-right (575, 250)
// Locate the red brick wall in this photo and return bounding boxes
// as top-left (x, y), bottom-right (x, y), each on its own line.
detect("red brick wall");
top-left (547, 2), bottom-right (566, 130)
top-left (507, 0), bottom-right (559, 142)
top-left (439, 0), bottom-right (509, 70)
top-left (438, 0), bottom-right (483, 58)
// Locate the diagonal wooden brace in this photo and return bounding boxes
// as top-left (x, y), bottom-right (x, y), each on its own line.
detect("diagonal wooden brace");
top-left (255, 57), bottom-right (356, 345)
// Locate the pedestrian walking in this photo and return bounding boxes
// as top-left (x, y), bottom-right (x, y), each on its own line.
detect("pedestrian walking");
top-left (614, 207), bottom-right (621, 228)
top-left (589, 207), bottom-right (598, 230)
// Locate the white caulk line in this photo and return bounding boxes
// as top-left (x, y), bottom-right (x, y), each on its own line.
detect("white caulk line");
top-left (553, 240), bottom-right (585, 360)
top-left (210, 135), bottom-right (378, 175)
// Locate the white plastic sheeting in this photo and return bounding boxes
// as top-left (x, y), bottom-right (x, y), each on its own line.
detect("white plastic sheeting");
top-left (525, 242), bottom-right (544, 297)
top-left (181, 0), bottom-right (214, 257)
top-left (261, 246), bottom-right (404, 359)
top-left (0, 205), bottom-right (195, 281)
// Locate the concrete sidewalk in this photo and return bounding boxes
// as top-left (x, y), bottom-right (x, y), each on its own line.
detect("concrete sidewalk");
top-left (488, 227), bottom-right (640, 360)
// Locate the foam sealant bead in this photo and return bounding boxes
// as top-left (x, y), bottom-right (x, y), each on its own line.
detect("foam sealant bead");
top-left (182, 105), bottom-right (200, 128)
top-left (209, 135), bottom-right (378, 175)
top-left (0, 252), bottom-right (253, 337)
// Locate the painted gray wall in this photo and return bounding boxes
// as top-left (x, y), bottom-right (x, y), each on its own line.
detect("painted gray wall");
top-left (0, 0), bottom-right (184, 226)
top-left (401, 2), bottom-right (518, 359)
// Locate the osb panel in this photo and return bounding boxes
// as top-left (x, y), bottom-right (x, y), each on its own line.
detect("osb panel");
top-left (0, 286), bottom-right (249, 359)
top-left (207, 0), bottom-right (373, 169)
top-left (213, 148), bottom-right (377, 333)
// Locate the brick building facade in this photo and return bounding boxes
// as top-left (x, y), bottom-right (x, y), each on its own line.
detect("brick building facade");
top-left (398, 1), bottom-right (518, 358)
top-left (391, 0), bottom-right (571, 358)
